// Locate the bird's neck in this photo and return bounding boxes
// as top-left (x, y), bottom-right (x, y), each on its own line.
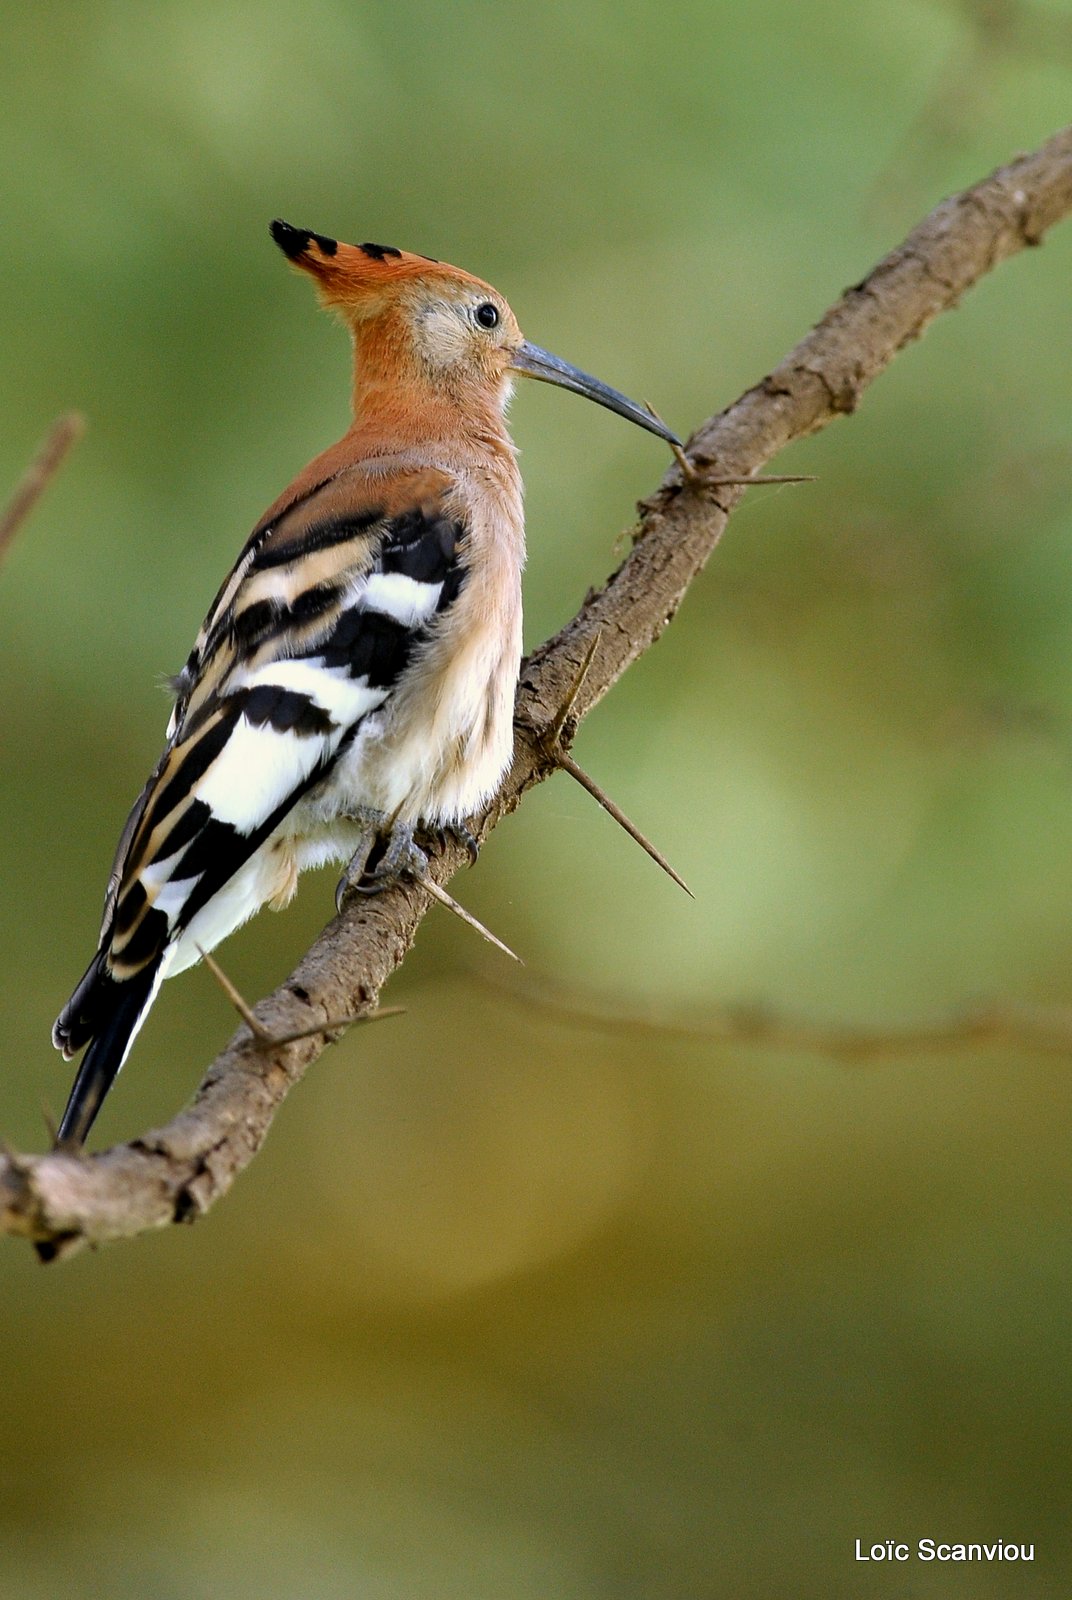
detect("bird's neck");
top-left (349, 322), bottom-right (516, 467)
top-left (353, 380), bottom-right (512, 452)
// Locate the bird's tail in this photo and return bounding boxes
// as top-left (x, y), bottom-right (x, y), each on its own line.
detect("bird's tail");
top-left (53, 955), bottom-right (162, 1148)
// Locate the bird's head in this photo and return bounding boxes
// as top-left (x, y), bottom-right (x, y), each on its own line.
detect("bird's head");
top-left (270, 220), bottom-right (679, 446)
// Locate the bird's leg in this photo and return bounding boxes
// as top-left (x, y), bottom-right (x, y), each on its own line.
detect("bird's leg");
top-left (334, 807), bottom-right (388, 912)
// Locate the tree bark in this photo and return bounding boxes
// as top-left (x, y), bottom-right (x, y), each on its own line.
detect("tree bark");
top-left (5, 126), bottom-right (1072, 1260)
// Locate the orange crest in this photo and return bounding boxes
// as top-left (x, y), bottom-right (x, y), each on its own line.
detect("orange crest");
top-left (269, 220), bottom-right (491, 318)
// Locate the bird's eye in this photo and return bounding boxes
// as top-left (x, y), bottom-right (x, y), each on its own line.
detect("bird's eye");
top-left (475, 302), bottom-right (500, 330)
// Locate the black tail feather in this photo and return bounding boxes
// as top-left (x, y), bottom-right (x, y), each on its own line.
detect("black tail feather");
top-left (52, 949), bottom-right (110, 1059)
top-left (55, 963), bottom-right (159, 1148)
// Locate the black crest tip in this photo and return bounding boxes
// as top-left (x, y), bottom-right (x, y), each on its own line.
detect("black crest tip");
top-left (358, 241), bottom-right (403, 262)
top-left (269, 220), bottom-right (338, 260)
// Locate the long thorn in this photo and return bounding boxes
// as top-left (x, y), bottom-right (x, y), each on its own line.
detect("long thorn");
top-left (418, 876), bottom-right (523, 964)
top-left (199, 948), bottom-right (273, 1039)
top-left (0, 413), bottom-right (85, 566)
top-left (706, 473), bottom-right (816, 486)
top-left (549, 628), bottom-right (603, 747)
top-left (557, 751), bottom-right (694, 897)
top-left (254, 1008), bottom-right (405, 1045)
top-left (199, 947), bottom-right (402, 1044)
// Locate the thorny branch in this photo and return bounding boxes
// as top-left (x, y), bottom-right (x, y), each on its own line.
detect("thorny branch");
top-left (4, 126), bottom-right (1072, 1259)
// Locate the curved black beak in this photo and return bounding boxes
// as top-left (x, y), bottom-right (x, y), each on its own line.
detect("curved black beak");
top-left (511, 342), bottom-right (681, 447)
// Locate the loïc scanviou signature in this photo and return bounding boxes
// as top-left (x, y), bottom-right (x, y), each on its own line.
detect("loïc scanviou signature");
top-left (855, 1539), bottom-right (1034, 1563)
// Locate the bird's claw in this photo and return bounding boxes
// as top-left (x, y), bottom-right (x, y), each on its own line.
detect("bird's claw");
top-left (437, 820), bottom-right (480, 865)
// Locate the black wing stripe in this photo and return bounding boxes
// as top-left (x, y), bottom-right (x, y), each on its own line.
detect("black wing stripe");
top-left (173, 733), bottom-right (354, 933)
top-left (242, 684), bottom-right (337, 736)
top-left (171, 816), bottom-right (244, 882)
top-left (148, 797), bottom-right (213, 868)
top-left (249, 508), bottom-right (384, 570)
top-left (380, 509), bottom-right (460, 583)
top-left (312, 607), bottom-right (415, 688)
top-left (139, 709), bottom-right (238, 844)
top-left (227, 580), bottom-right (344, 653)
top-left (99, 769), bottom-right (157, 942)
top-left (113, 880), bottom-right (148, 940)
top-left (123, 683), bottom-right (338, 931)
top-left (437, 556), bottom-right (466, 612)
top-left (298, 509), bottom-right (467, 689)
top-left (126, 684), bottom-right (335, 900)
top-left (111, 903), bottom-right (170, 974)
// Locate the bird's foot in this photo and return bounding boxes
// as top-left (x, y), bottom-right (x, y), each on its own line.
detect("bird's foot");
top-left (336, 820), bottom-right (430, 908)
top-left (335, 817), bottom-right (521, 962)
top-left (335, 814), bottom-right (479, 911)
top-left (364, 823), bottom-right (431, 891)
top-left (336, 812), bottom-right (521, 960)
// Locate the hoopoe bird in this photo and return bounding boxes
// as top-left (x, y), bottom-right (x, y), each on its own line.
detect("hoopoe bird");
top-left (52, 221), bottom-right (679, 1147)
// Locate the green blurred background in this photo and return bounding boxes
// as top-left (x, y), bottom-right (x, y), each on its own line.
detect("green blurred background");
top-left (2, 1), bottom-right (1072, 1595)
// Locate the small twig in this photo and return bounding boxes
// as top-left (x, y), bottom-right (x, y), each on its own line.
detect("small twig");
top-left (199, 947), bottom-right (402, 1042)
top-left (418, 877), bottom-right (523, 964)
top-left (672, 442), bottom-right (702, 483)
top-left (199, 948), bottom-right (272, 1038)
top-left (557, 750), bottom-right (693, 897)
top-left (487, 974), bottom-right (1072, 1063)
top-left (0, 413), bottom-right (85, 566)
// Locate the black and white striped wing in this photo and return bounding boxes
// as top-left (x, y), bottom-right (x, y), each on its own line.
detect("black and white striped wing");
top-left (55, 464), bottom-right (466, 1054)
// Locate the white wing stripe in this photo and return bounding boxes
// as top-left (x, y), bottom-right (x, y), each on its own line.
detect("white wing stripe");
top-left (235, 658), bottom-right (388, 725)
top-left (361, 571), bottom-right (443, 626)
top-left (153, 874), bottom-right (204, 924)
top-left (194, 717), bottom-right (338, 833)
